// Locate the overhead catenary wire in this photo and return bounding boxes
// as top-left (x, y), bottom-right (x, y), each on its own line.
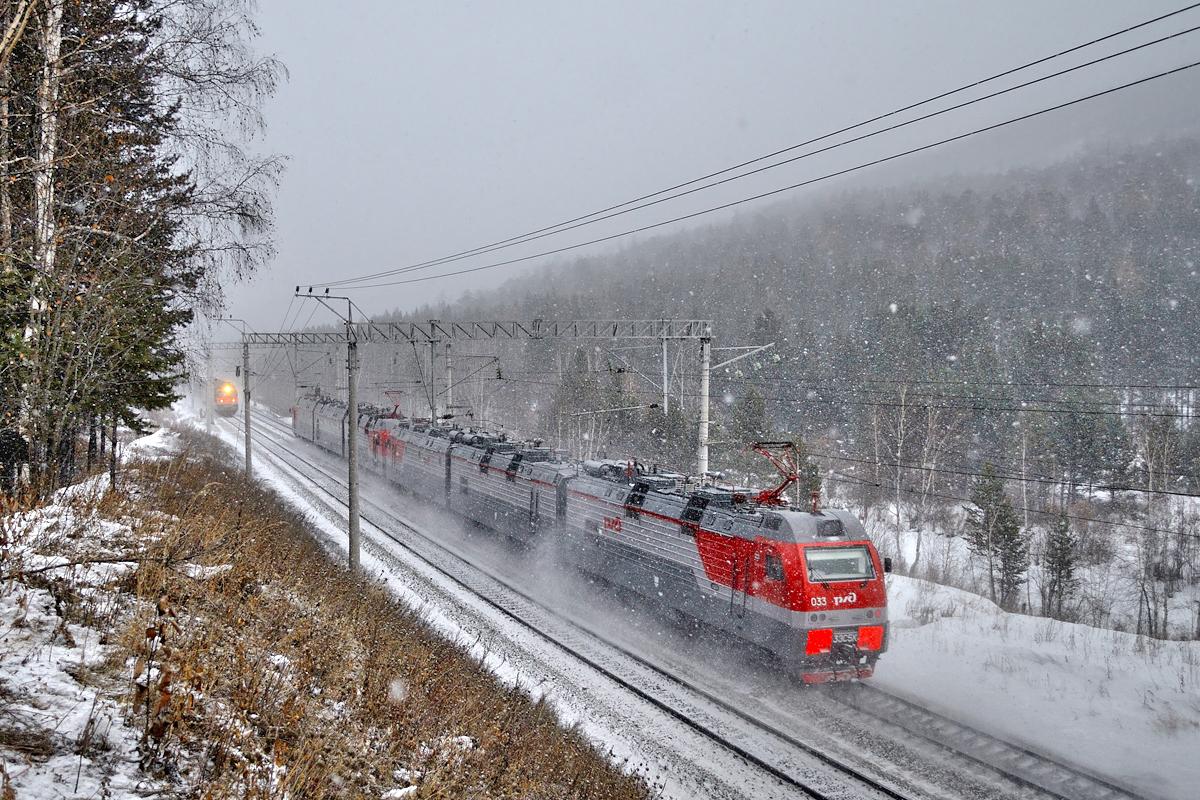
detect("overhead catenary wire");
top-left (497, 367), bottom-right (1198, 412)
top-left (493, 374), bottom-right (1200, 419)
top-left (489, 370), bottom-right (1200, 484)
top-left (439, 371), bottom-right (1200, 484)
top-left (806, 449), bottom-right (1200, 501)
top-left (265, 301), bottom-right (323, 388)
top-left (250, 295), bottom-right (301, 392)
top-left (437, 357), bottom-right (499, 400)
top-left (702, 373), bottom-right (1200, 391)
top-left (822, 474), bottom-right (1200, 541)
top-left (328, 59), bottom-right (1200, 289)
top-left (313, 2), bottom-right (1200, 289)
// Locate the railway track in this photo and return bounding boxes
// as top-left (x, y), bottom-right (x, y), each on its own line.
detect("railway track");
top-left (229, 412), bottom-right (908, 800)
top-left (831, 684), bottom-right (1152, 800)
top-left (223, 409), bottom-right (1154, 800)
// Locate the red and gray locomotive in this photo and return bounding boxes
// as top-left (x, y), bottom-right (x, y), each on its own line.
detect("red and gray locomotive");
top-left (292, 395), bottom-right (889, 682)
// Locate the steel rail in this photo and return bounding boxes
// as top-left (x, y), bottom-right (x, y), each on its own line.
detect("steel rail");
top-left (238, 410), bottom-right (1151, 800)
top-left (231, 411), bottom-right (912, 800)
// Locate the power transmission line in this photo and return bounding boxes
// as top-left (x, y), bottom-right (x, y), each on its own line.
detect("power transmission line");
top-left (339, 21), bottom-right (1200, 284)
top-left (332, 59), bottom-right (1200, 289)
top-left (314, 2), bottom-right (1200, 289)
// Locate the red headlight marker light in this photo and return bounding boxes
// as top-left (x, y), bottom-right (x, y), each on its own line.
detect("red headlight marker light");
top-left (857, 625), bottom-right (885, 651)
top-left (805, 628), bottom-right (833, 656)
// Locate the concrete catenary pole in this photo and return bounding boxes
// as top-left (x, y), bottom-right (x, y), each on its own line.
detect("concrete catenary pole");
top-left (205, 345), bottom-right (213, 433)
top-left (426, 339), bottom-right (437, 419)
top-left (661, 336), bottom-right (669, 416)
top-left (346, 321), bottom-right (361, 570)
top-left (697, 336), bottom-right (711, 478)
top-left (445, 341), bottom-right (453, 415)
top-left (242, 340), bottom-right (252, 476)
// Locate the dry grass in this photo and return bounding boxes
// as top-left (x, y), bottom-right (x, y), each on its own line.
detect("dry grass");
top-left (108, 431), bottom-right (650, 799)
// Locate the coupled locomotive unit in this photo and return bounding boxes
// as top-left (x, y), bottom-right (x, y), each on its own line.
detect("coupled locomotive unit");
top-left (214, 380), bottom-right (240, 418)
top-left (292, 395), bottom-right (889, 682)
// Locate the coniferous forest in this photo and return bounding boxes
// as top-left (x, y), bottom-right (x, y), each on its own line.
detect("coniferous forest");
top-left (363, 138), bottom-right (1200, 633)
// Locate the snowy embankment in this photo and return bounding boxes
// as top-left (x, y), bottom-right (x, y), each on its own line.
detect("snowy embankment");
top-left (859, 503), bottom-right (1200, 639)
top-left (0, 461), bottom-right (167, 797)
top-left (2, 426), bottom-right (646, 799)
top-left (882, 574), bottom-right (1200, 800)
top-left (0, 429), bottom-right (182, 797)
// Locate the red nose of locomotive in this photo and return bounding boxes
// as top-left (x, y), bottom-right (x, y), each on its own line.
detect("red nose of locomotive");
top-left (766, 511), bottom-right (889, 683)
top-left (793, 541), bottom-right (888, 682)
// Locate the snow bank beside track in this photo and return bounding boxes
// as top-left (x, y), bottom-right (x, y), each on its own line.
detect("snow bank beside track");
top-left (882, 575), bottom-right (1200, 800)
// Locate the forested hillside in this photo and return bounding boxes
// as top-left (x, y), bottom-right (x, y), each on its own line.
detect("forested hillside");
top-left (417, 137), bottom-right (1199, 470)
top-left (390, 138), bottom-right (1200, 634)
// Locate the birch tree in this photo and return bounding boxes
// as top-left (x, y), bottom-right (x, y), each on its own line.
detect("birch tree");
top-left (1, 0), bottom-right (282, 495)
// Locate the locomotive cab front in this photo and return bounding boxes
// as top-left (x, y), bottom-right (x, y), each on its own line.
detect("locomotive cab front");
top-left (766, 510), bottom-right (890, 683)
top-left (796, 540), bottom-right (889, 682)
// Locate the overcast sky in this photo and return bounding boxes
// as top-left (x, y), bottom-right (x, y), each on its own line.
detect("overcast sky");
top-left (221, 0), bottom-right (1200, 332)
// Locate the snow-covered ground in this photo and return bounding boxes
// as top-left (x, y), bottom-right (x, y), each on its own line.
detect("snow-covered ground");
top-left (0, 463), bottom-right (165, 798)
top-left (121, 427), bottom-right (182, 462)
top-left (859, 506), bottom-right (1200, 640)
top-left (193, 406), bottom-right (1199, 798)
top-left (882, 574), bottom-right (1200, 800)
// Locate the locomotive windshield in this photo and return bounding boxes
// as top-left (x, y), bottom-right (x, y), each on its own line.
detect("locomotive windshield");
top-left (805, 546), bottom-right (875, 581)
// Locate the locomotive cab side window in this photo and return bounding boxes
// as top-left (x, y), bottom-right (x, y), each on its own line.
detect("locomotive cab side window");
top-left (626, 482), bottom-right (648, 519)
top-left (765, 552), bottom-right (785, 582)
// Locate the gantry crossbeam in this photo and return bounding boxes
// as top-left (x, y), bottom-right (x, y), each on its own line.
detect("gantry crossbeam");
top-left (241, 319), bottom-right (712, 346)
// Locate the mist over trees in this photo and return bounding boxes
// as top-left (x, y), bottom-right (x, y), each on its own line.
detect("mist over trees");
top-left (372, 137), bottom-right (1199, 633)
top-left (413, 138), bottom-right (1198, 473)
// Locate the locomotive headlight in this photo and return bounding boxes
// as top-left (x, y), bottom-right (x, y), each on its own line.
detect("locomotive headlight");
top-left (805, 628), bottom-right (833, 656)
top-left (857, 625), bottom-right (885, 651)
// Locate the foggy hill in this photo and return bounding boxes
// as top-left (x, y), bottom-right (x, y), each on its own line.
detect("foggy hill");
top-left (414, 137), bottom-right (1199, 387)
top-left (375, 137), bottom-right (1200, 506)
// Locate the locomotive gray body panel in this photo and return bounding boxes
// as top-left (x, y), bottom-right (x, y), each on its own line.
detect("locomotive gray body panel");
top-left (288, 396), bottom-right (886, 671)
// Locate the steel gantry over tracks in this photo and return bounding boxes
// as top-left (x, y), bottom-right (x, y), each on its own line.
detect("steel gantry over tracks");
top-left (243, 318), bottom-right (720, 458)
top-left (241, 318), bottom-right (712, 346)
top-left (241, 318), bottom-right (717, 472)
top-left (228, 318), bottom-right (717, 570)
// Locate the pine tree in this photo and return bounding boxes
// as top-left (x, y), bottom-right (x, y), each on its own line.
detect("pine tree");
top-left (1041, 513), bottom-right (1078, 619)
top-left (0, 1), bottom-right (280, 494)
top-left (964, 465), bottom-right (1029, 610)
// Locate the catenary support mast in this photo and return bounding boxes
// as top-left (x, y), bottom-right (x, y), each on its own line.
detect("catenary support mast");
top-left (697, 336), bottom-right (711, 476)
top-left (242, 341), bottom-right (252, 476)
top-left (445, 341), bottom-right (453, 414)
top-left (661, 336), bottom-right (669, 417)
top-left (346, 319), bottom-right (360, 570)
